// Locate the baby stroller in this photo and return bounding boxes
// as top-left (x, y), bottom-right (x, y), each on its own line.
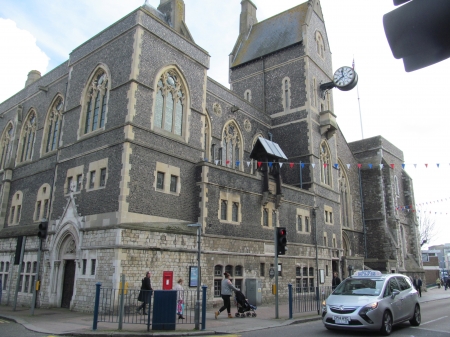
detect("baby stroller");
top-left (234, 290), bottom-right (257, 318)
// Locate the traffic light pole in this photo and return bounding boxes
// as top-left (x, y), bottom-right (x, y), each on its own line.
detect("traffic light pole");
top-left (30, 238), bottom-right (42, 315)
top-left (274, 228), bottom-right (279, 319)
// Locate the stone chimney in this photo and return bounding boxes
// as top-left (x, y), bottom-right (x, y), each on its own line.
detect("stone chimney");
top-left (158, 0), bottom-right (185, 33)
top-left (240, 0), bottom-right (258, 36)
top-left (25, 70), bottom-right (41, 87)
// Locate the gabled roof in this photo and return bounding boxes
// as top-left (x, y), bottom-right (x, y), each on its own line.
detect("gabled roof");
top-left (250, 137), bottom-right (288, 161)
top-left (231, 2), bottom-right (309, 68)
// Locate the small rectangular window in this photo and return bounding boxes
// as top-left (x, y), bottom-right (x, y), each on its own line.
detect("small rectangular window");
top-left (67, 176), bottom-right (73, 193)
top-left (221, 200), bottom-right (227, 220)
top-left (10, 207), bottom-right (15, 224)
top-left (35, 201), bottom-right (41, 221)
top-left (43, 200), bottom-right (49, 219)
top-left (82, 259), bottom-right (87, 275)
top-left (89, 171), bottom-right (96, 189)
top-left (76, 174), bottom-right (82, 191)
top-left (232, 202), bottom-right (239, 222)
top-left (218, 148), bottom-right (223, 165)
top-left (325, 211), bottom-right (328, 222)
top-left (324, 236), bottom-right (327, 246)
top-left (99, 168), bottom-right (106, 187)
top-left (3, 274), bottom-right (8, 290)
top-left (170, 175), bottom-right (177, 192)
top-left (16, 205), bottom-right (21, 223)
top-left (297, 215), bottom-right (302, 231)
top-left (30, 275), bottom-right (35, 293)
top-left (157, 172), bottom-right (164, 190)
top-left (32, 262), bottom-right (37, 273)
top-left (326, 265), bottom-right (329, 276)
top-left (91, 259), bottom-right (96, 276)
top-left (272, 210), bottom-right (277, 227)
top-left (330, 212), bottom-right (333, 224)
top-left (263, 208), bottom-right (268, 227)
top-left (305, 217), bottom-right (310, 232)
top-left (260, 263), bottom-right (265, 277)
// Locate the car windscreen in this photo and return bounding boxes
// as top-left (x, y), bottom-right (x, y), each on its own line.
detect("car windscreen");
top-left (332, 278), bottom-right (385, 296)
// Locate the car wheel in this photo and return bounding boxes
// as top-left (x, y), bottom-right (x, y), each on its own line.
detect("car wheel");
top-left (380, 311), bottom-right (392, 336)
top-left (409, 304), bottom-right (421, 326)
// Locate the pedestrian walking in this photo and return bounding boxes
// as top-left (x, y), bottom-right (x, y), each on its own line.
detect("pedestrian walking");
top-left (332, 272), bottom-right (341, 290)
top-left (446, 277), bottom-right (450, 291)
top-left (413, 275), bottom-right (422, 297)
top-left (173, 278), bottom-right (185, 320)
top-left (436, 277), bottom-right (441, 289)
top-left (137, 271), bottom-right (153, 315)
top-left (215, 272), bottom-right (239, 319)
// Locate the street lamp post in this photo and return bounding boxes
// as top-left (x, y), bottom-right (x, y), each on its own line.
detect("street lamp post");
top-left (188, 223), bottom-right (202, 330)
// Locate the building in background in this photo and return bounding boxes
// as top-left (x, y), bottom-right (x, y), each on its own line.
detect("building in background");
top-left (0, 0), bottom-right (423, 311)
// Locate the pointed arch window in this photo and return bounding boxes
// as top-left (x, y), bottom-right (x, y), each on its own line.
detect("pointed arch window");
top-left (221, 121), bottom-right (242, 170)
top-left (320, 141), bottom-right (331, 186)
top-left (338, 161), bottom-right (351, 227)
top-left (18, 111), bottom-right (37, 163)
top-left (154, 69), bottom-right (186, 136)
top-left (44, 96), bottom-right (64, 153)
top-left (316, 31), bottom-right (325, 58)
top-left (282, 78), bottom-right (291, 112)
top-left (9, 191), bottom-right (23, 226)
top-left (83, 69), bottom-right (109, 135)
top-left (0, 124), bottom-right (14, 170)
top-left (204, 113), bottom-right (211, 161)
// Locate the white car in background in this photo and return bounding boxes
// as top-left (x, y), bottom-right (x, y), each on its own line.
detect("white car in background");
top-left (322, 270), bottom-right (421, 336)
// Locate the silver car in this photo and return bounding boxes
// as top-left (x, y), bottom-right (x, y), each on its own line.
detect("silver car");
top-left (322, 271), bottom-right (421, 335)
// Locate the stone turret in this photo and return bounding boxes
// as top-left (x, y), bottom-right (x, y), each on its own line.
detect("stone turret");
top-left (158, 0), bottom-right (185, 33)
top-left (240, 0), bottom-right (258, 36)
top-left (25, 70), bottom-right (41, 87)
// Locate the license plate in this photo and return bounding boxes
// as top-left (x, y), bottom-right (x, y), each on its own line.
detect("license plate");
top-left (333, 315), bottom-right (350, 325)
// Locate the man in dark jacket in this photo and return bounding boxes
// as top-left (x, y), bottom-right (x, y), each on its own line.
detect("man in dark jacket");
top-left (413, 275), bottom-right (422, 297)
top-left (332, 272), bottom-right (341, 290)
top-left (137, 271), bottom-right (153, 315)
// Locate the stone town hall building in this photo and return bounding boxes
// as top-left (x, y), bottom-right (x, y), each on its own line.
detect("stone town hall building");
top-left (0, 0), bottom-right (423, 311)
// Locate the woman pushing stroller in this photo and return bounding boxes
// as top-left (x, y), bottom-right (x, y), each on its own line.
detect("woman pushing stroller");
top-left (215, 272), bottom-right (239, 319)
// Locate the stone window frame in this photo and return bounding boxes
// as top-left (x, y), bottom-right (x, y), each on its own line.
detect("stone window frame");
top-left (332, 234), bottom-right (337, 248)
top-left (203, 111), bottom-right (212, 161)
top-left (0, 258), bottom-right (10, 291)
top-left (86, 158), bottom-right (108, 192)
top-left (338, 159), bottom-right (353, 228)
top-left (214, 265), bottom-right (223, 297)
top-left (16, 109), bottom-right (37, 164)
top-left (324, 205), bottom-right (333, 225)
top-left (65, 165), bottom-right (84, 195)
top-left (312, 77), bottom-right (318, 108)
top-left (221, 120), bottom-right (243, 171)
top-left (0, 122), bottom-right (14, 171)
top-left (79, 250), bottom-right (98, 279)
top-left (154, 162), bottom-right (181, 196)
top-left (34, 183), bottom-right (51, 222)
top-left (19, 257), bottom-right (37, 293)
top-left (296, 208), bottom-right (311, 233)
top-left (219, 190), bottom-right (241, 224)
top-left (244, 89), bottom-right (252, 103)
top-left (315, 30), bottom-right (325, 59)
top-left (320, 141), bottom-right (332, 186)
top-left (323, 232), bottom-right (328, 247)
top-left (78, 65), bottom-right (110, 139)
top-left (152, 67), bottom-right (189, 141)
top-left (42, 94), bottom-right (64, 155)
top-left (282, 77), bottom-right (291, 112)
top-left (234, 265), bottom-right (244, 291)
top-left (8, 191), bottom-right (23, 226)
top-left (261, 202), bottom-right (276, 229)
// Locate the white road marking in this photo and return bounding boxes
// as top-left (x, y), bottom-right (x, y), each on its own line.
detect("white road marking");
top-left (419, 315), bottom-right (448, 325)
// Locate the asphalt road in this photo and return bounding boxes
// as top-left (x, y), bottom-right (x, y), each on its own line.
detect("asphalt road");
top-left (0, 318), bottom-right (68, 337)
top-left (240, 298), bottom-right (450, 337)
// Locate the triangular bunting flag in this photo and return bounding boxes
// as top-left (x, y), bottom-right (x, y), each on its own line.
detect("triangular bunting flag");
top-left (215, 160), bottom-right (219, 165)
top-left (334, 163), bottom-right (339, 169)
top-left (380, 164), bottom-right (384, 170)
top-left (289, 162), bottom-right (294, 168)
top-left (236, 161), bottom-right (240, 167)
top-left (226, 160), bottom-right (230, 165)
top-left (368, 164), bottom-right (372, 169)
top-left (246, 161), bottom-right (251, 167)
top-left (204, 158), bottom-right (208, 162)
top-left (311, 163), bottom-right (316, 168)
top-left (390, 164), bottom-right (394, 169)
top-left (324, 163), bottom-right (328, 168)
top-left (268, 162), bottom-right (273, 168)
top-left (414, 164), bottom-right (417, 168)
top-left (257, 161), bottom-right (262, 168)
top-left (401, 163), bottom-right (405, 169)
top-left (301, 163), bottom-right (305, 169)
top-left (437, 163), bottom-right (440, 168)
top-left (346, 164), bottom-right (350, 169)
top-left (279, 163), bottom-right (283, 168)
top-left (357, 164), bottom-right (362, 169)
top-left (425, 163), bottom-right (428, 168)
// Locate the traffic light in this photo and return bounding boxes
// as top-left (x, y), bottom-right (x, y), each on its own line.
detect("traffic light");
top-left (37, 221), bottom-right (48, 239)
top-left (383, 0), bottom-right (450, 72)
top-left (276, 227), bottom-right (287, 256)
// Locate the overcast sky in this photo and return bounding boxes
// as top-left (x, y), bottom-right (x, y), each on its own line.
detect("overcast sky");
top-left (0, 0), bottom-right (449, 247)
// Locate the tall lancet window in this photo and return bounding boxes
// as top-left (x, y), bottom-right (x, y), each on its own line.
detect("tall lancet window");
top-left (222, 121), bottom-right (242, 169)
top-left (338, 161), bottom-right (351, 228)
top-left (83, 69), bottom-right (109, 134)
top-left (320, 141), bottom-right (331, 186)
top-left (154, 69), bottom-right (185, 136)
top-left (44, 96), bottom-right (64, 153)
top-left (283, 78), bottom-right (291, 112)
top-left (0, 124), bottom-right (14, 170)
top-left (18, 111), bottom-right (37, 163)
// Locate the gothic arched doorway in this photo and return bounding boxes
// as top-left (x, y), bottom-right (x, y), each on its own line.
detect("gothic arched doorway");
top-left (59, 235), bottom-right (77, 308)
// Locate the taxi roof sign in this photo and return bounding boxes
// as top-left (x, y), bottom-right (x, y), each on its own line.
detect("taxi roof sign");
top-left (353, 270), bottom-right (382, 277)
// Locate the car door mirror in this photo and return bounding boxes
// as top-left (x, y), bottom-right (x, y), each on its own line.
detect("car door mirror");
top-left (391, 290), bottom-right (400, 299)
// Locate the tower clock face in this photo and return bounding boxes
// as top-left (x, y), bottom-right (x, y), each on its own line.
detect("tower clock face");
top-left (333, 66), bottom-right (358, 91)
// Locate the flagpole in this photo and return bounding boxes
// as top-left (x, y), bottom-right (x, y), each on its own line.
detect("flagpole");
top-left (353, 57), bottom-right (364, 139)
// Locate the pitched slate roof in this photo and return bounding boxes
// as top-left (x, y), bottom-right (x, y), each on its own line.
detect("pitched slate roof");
top-left (231, 2), bottom-right (309, 68)
top-left (250, 137), bottom-right (288, 161)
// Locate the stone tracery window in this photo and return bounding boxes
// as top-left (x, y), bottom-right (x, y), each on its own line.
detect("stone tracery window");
top-left (320, 141), bottom-right (331, 186)
top-left (0, 123), bottom-right (14, 170)
top-left (316, 31), bottom-right (325, 58)
top-left (221, 121), bottom-right (242, 169)
top-left (83, 69), bottom-right (109, 135)
top-left (338, 160), bottom-right (351, 227)
top-left (154, 69), bottom-right (186, 136)
top-left (44, 96), bottom-right (64, 153)
top-left (18, 110), bottom-right (37, 163)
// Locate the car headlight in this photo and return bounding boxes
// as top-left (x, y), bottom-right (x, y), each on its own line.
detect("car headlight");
top-left (358, 302), bottom-right (378, 324)
top-left (321, 300), bottom-right (327, 313)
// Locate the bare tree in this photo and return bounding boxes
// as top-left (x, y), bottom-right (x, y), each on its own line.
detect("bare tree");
top-left (418, 213), bottom-right (438, 246)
